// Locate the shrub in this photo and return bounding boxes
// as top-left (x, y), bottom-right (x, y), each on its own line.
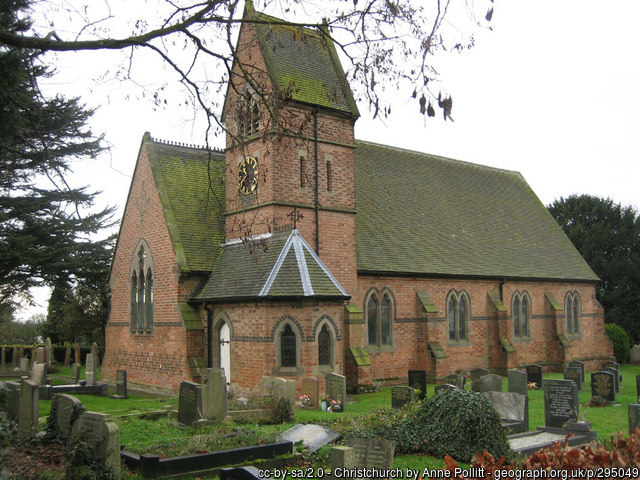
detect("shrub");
top-left (605, 322), bottom-right (631, 363)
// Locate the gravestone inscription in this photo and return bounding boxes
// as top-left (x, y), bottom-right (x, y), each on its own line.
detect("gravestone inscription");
top-left (526, 365), bottom-right (543, 388)
top-left (349, 438), bottom-right (395, 469)
top-left (568, 361), bottom-right (585, 383)
top-left (178, 381), bottom-right (203, 425)
top-left (543, 379), bottom-right (578, 429)
top-left (326, 373), bottom-right (346, 412)
top-left (564, 367), bottom-right (582, 391)
top-left (408, 370), bottom-right (427, 400)
top-left (391, 386), bottom-right (415, 408)
top-left (591, 371), bottom-right (616, 404)
top-left (508, 369), bottom-right (528, 396)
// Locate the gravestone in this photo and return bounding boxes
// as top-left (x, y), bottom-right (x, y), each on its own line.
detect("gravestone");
top-left (1, 347), bottom-right (5, 368)
top-left (445, 373), bottom-right (465, 388)
top-left (564, 366), bottom-right (582, 391)
top-left (44, 337), bottom-right (53, 364)
top-left (408, 369), bottom-right (427, 400)
top-left (35, 347), bottom-right (46, 365)
top-left (301, 377), bottom-right (319, 408)
top-left (18, 379), bottom-right (39, 433)
top-left (261, 376), bottom-right (295, 408)
top-left (483, 391), bottom-right (529, 433)
top-left (178, 380), bottom-right (203, 424)
top-left (111, 370), bottom-right (128, 399)
top-left (71, 363), bottom-right (82, 384)
top-left (470, 368), bottom-right (490, 392)
top-left (18, 346), bottom-right (24, 363)
top-left (74, 343), bottom-right (81, 365)
top-left (70, 411), bottom-right (120, 477)
top-left (52, 394), bottom-right (85, 442)
top-left (435, 384), bottom-right (458, 394)
top-left (568, 361), bottom-right (585, 383)
top-left (64, 345), bottom-right (71, 368)
top-left (85, 353), bottom-right (97, 386)
top-left (631, 345), bottom-right (640, 365)
top-left (391, 386), bottom-right (415, 408)
top-left (636, 374), bottom-right (640, 402)
top-left (201, 368), bottom-right (227, 421)
top-left (277, 424), bottom-right (340, 452)
top-left (4, 381), bottom-right (20, 420)
top-left (526, 364), bottom-right (543, 388)
top-left (19, 357), bottom-right (29, 372)
top-left (629, 404), bottom-right (640, 434)
top-left (508, 369), bottom-right (528, 396)
top-left (604, 366), bottom-right (620, 394)
top-left (12, 346), bottom-right (19, 366)
top-left (30, 362), bottom-right (47, 386)
top-left (591, 370), bottom-right (616, 404)
top-left (478, 374), bottom-right (503, 393)
top-left (543, 379), bottom-right (578, 429)
top-left (349, 438), bottom-right (394, 469)
top-left (331, 446), bottom-right (357, 471)
top-left (326, 373), bottom-right (346, 412)
top-left (91, 342), bottom-right (100, 366)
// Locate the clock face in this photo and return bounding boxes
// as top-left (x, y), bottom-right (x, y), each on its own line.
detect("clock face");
top-left (238, 156), bottom-right (258, 195)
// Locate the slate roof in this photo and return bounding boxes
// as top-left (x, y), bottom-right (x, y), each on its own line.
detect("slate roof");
top-left (192, 229), bottom-right (349, 302)
top-left (354, 140), bottom-right (598, 282)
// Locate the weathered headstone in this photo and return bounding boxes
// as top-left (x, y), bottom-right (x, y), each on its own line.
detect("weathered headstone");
top-left (178, 380), bottom-right (203, 424)
top-left (591, 370), bottom-right (616, 404)
top-left (326, 373), bottom-right (346, 412)
top-left (470, 368), bottom-right (490, 392)
top-left (52, 394), bottom-right (85, 442)
top-left (113, 370), bottom-right (128, 399)
top-left (564, 366), bottom-right (582, 391)
top-left (604, 366), bottom-right (620, 394)
top-left (568, 360), bottom-right (585, 383)
top-left (483, 391), bottom-right (529, 433)
top-left (508, 369), bottom-right (528, 396)
top-left (19, 357), bottom-right (29, 372)
top-left (44, 337), bottom-right (53, 364)
top-left (445, 373), bottom-right (465, 388)
top-left (35, 347), bottom-right (46, 365)
top-left (85, 353), bottom-right (97, 386)
top-left (349, 438), bottom-right (394, 469)
top-left (277, 424), bottom-right (340, 452)
top-left (543, 379), bottom-right (578, 429)
top-left (64, 345), bottom-right (71, 368)
top-left (526, 364), bottom-right (543, 388)
top-left (478, 374), bottom-right (503, 393)
top-left (331, 446), bottom-right (357, 471)
top-left (391, 386), bottom-right (415, 408)
top-left (261, 376), bottom-right (295, 408)
top-left (71, 363), bottom-right (82, 384)
top-left (30, 361), bottom-right (47, 386)
top-left (434, 384), bottom-right (458, 394)
top-left (631, 345), bottom-right (640, 365)
top-left (3, 381), bottom-right (20, 420)
top-left (301, 377), bottom-right (319, 408)
top-left (18, 379), bottom-right (39, 433)
top-left (629, 404), bottom-right (640, 434)
top-left (70, 412), bottom-right (120, 477)
top-left (408, 369), bottom-right (427, 400)
top-left (74, 343), bottom-right (81, 365)
top-left (201, 368), bottom-right (227, 421)
top-left (91, 342), bottom-right (100, 366)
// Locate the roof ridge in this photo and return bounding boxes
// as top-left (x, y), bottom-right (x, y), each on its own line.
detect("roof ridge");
top-left (150, 135), bottom-right (225, 154)
top-left (355, 139), bottom-right (521, 175)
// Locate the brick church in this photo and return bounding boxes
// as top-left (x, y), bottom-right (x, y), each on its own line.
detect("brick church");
top-left (103, 2), bottom-right (613, 393)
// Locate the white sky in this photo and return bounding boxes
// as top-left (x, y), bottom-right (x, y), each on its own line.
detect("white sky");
top-left (15, 1), bottom-right (640, 320)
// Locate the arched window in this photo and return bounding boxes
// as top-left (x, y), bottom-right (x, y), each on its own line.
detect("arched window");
top-left (365, 288), bottom-right (394, 347)
top-left (447, 290), bottom-right (470, 343)
top-left (318, 324), bottom-right (331, 366)
top-left (565, 292), bottom-right (581, 335)
top-left (512, 291), bottom-right (531, 339)
top-left (130, 241), bottom-right (154, 333)
top-left (280, 324), bottom-right (297, 367)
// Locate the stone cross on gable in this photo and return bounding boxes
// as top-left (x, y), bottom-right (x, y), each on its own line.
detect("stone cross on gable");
top-left (286, 207), bottom-right (304, 229)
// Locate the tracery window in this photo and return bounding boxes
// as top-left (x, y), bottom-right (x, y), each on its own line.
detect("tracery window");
top-left (565, 292), bottom-right (581, 335)
top-left (365, 288), bottom-right (394, 347)
top-left (130, 241), bottom-right (154, 333)
top-left (512, 291), bottom-right (531, 338)
top-left (447, 290), bottom-right (470, 343)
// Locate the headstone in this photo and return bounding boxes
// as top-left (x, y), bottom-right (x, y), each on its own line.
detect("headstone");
top-left (331, 446), bottom-right (357, 470)
top-left (18, 346), bottom-right (24, 363)
top-left (277, 424), bottom-right (340, 452)
top-left (64, 345), bottom-right (71, 368)
top-left (71, 363), bottom-right (82, 384)
top-left (636, 374), bottom-right (640, 402)
top-left (564, 366), bottom-right (582, 391)
top-left (526, 365), bottom-right (543, 388)
top-left (631, 345), bottom-right (640, 365)
top-left (326, 373), bottom-right (346, 412)
top-left (201, 368), bottom-right (227, 421)
top-left (349, 438), bottom-right (394, 469)
top-left (18, 379), bottom-right (39, 433)
top-left (445, 373), bottom-right (465, 388)
top-left (508, 369), bottom-right (528, 396)
top-left (35, 347), bottom-right (46, 365)
top-left (70, 411), bottom-right (120, 477)
top-left (30, 362), bottom-right (47, 386)
top-left (44, 337), bottom-right (53, 364)
top-left (178, 380), bottom-right (203, 424)
top-left (85, 353), bottom-right (97, 386)
top-left (604, 366), bottom-right (620, 394)
top-left (470, 368), bottom-right (490, 392)
top-left (52, 394), bottom-right (85, 442)
top-left (568, 361), bottom-right (585, 383)
top-left (12, 346), bottom-right (19, 366)
top-left (391, 386), bottom-right (415, 408)
top-left (261, 376), bottom-right (295, 408)
top-left (114, 370), bottom-right (128, 399)
top-left (478, 374), bottom-right (503, 393)
top-left (408, 369), bottom-right (427, 400)
top-left (629, 404), bottom-right (640, 434)
top-left (74, 343), bottom-right (81, 365)
top-left (91, 342), bottom-right (99, 366)
top-left (4, 381), bottom-right (20, 420)
top-left (19, 357), bottom-right (29, 372)
top-left (435, 384), bottom-right (458, 394)
top-left (591, 370), bottom-right (616, 404)
top-left (543, 379), bottom-right (578, 429)
top-left (0, 347), bottom-right (5, 368)
top-left (483, 391), bottom-right (529, 433)
top-left (302, 377), bottom-right (319, 408)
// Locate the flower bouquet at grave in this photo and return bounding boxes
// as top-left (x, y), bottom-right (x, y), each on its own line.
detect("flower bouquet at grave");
top-left (528, 382), bottom-right (539, 390)
top-left (327, 394), bottom-right (343, 413)
top-left (296, 394), bottom-right (311, 409)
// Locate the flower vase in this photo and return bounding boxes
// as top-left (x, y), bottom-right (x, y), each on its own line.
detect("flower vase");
top-left (321, 401), bottom-right (327, 411)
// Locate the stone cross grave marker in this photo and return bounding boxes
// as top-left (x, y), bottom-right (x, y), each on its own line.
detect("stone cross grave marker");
top-left (543, 379), bottom-right (578, 429)
top-left (18, 379), bottom-right (39, 433)
top-left (568, 361), bottom-right (585, 383)
top-left (52, 394), bottom-right (85, 442)
top-left (445, 373), bottom-right (465, 388)
top-left (591, 370), bottom-right (616, 404)
top-left (71, 363), bottom-right (82, 384)
top-left (470, 368), bottom-right (490, 392)
top-left (629, 404), bottom-right (640, 435)
top-left (508, 369), bottom-right (528, 396)
top-left (408, 369), bottom-right (427, 400)
top-left (277, 424), bottom-right (340, 452)
top-left (391, 386), bottom-right (415, 408)
top-left (301, 377), bottom-right (319, 408)
top-left (30, 362), bottom-right (47, 386)
top-left (178, 380), bottom-right (203, 425)
top-left (631, 345), bottom-right (640, 365)
top-left (70, 411), bottom-right (121, 477)
top-left (202, 368), bottom-right (227, 421)
top-left (44, 337), bottom-right (53, 364)
top-left (326, 373), bottom-right (346, 412)
top-left (478, 374), bottom-right (503, 393)
top-left (85, 353), bottom-right (97, 386)
top-left (64, 345), bottom-right (71, 368)
top-left (349, 438), bottom-right (395, 469)
top-left (526, 365), bottom-right (543, 389)
top-left (564, 366), bottom-right (582, 391)
top-left (19, 357), bottom-right (29, 372)
top-left (74, 343), bottom-right (81, 365)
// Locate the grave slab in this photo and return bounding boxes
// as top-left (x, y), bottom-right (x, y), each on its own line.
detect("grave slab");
top-left (276, 424), bottom-right (340, 452)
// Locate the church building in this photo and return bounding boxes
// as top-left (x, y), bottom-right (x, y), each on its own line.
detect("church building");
top-left (102, 3), bottom-right (613, 393)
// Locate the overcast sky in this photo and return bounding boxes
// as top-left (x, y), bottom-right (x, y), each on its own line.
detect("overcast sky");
top-left (17, 1), bottom-right (640, 320)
